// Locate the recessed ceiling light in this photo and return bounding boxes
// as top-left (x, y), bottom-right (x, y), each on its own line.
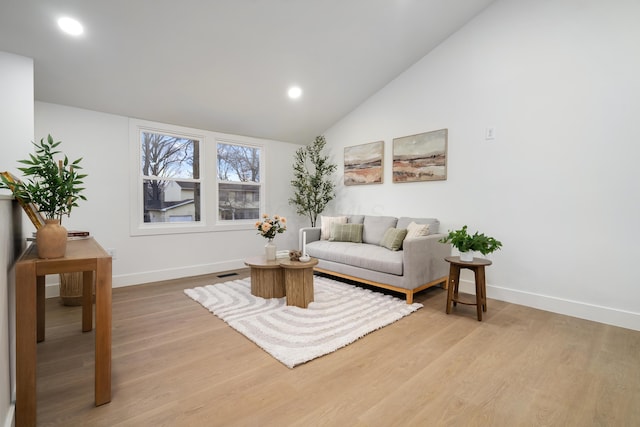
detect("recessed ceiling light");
top-left (288, 86), bottom-right (302, 99)
top-left (57, 17), bottom-right (84, 36)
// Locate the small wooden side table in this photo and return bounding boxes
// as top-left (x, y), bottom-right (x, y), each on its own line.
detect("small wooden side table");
top-left (15, 238), bottom-right (112, 427)
top-left (445, 256), bottom-right (492, 321)
top-left (279, 258), bottom-right (318, 308)
top-left (244, 256), bottom-right (285, 298)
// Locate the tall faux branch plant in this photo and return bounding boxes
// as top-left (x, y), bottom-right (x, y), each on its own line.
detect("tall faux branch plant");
top-left (289, 135), bottom-right (337, 227)
top-left (0, 135), bottom-right (86, 222)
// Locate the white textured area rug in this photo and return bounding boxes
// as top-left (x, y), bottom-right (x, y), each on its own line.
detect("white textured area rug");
top-left (184, 275), bottom-right (422, 368)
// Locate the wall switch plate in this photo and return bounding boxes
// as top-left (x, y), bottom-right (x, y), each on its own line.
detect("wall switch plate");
top-left (485, 127), bottom-right (496, 140)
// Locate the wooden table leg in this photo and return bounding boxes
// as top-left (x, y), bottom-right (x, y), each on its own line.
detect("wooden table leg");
top-left (82, 270), bottom-right (93, 332)
top-left (95, 257), bottom-right (112, 406)
top-left (284, 267), bottom-right (314, 308)
top-left (474, 266), bottom-right (483, 321)
top-left (446, 264), bottom-right (460, 314)
top-left (36, 275), bottom-right (45, 343)
top-left (16, 262), bottom-right (37, 427)
top-left (250, 267), bottom-right (285, 298)
top-left (476, 266), bottom-right (487, 314)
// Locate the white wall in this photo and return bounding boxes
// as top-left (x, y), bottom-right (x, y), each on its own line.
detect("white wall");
top-left (323, 0), bottom-right (640, 330)
top-left (35, 102), bottom-right (304, 290)
top-left (0, 52), bottom-right (33, 177)
top-left (0, 51), bottom-right (33, 427)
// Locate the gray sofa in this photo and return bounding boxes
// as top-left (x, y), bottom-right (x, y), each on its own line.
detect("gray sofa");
top-left (300, 215), bottom-right (450, 304)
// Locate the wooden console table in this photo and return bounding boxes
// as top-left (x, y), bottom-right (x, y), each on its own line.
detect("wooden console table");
top-left (15, 237), bottom-right (112, 427)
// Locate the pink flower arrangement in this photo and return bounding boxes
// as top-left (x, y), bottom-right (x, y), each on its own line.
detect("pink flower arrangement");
top-left (255, 214), bottom-right (287, 239)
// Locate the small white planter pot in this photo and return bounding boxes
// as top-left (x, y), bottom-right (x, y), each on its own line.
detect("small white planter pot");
top-left (459, 251), bottom-right (474, 262)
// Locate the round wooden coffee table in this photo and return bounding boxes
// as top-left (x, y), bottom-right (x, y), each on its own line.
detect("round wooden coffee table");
top-left (244, 256), bottom-right (285, 298)
top-left (279, 258), bottom-right (318, 308)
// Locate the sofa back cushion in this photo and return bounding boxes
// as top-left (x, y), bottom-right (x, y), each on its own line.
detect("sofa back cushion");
top-left (396, 217), bottom-right (440, 234)
top-left (362, 215), bottom-right (398, 245)
top-left (347, 215), bottom-right (365, 224)
top-left (329, 223), bottom-right (364, 243)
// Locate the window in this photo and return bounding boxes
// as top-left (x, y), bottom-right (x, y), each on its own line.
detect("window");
top-left (217, 142), bottom-right (261, 221)
top-left (140, 131), bottom-right (201, 224)
top-left (130, 120), bottom-right (265, 235)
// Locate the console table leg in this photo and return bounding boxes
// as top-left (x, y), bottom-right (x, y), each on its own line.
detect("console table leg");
top-left (82, 270), bottom-right (93, 332)
top-left (16, 262), bottom-right (37, 427)
top-left (95, 257), bottom-right (112, 405)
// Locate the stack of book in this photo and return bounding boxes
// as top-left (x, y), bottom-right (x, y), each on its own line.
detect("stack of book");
top-left (276, 250), bottom-right (290, 259)
top-left (67, 230), bottom-right (90, 240)
top-left (29, 230), bottom-right (90, 241)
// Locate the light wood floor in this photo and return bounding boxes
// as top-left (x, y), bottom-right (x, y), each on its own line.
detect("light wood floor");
top-left (36, 270), bottom-right (640, 426)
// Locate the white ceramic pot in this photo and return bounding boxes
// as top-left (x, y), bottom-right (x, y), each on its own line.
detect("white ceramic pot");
top-left (459, 251), bottom-right (474, 262)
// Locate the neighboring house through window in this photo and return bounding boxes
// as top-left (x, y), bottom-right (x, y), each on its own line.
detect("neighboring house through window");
top-left (140, 131), bottom-right (200, 224)
top-left (129, 119), bottom-right (265, 235)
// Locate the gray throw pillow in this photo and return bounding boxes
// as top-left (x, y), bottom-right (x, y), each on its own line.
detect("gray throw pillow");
top-left (380, 228), bottom-right (408, 251)
top-left (330, 223), bottom-right (364, 243)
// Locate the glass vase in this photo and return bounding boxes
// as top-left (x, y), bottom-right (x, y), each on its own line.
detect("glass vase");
top-left (265, 238), bottom-right (276, 261)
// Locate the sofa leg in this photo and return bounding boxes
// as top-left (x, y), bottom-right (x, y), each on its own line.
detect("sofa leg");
top-left (406, 292), bottom-right (413, 304)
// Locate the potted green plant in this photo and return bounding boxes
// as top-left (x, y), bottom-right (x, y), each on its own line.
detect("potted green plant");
top-left (439, 225), bottom-right (502, 262)
top-left (289, 135), bottom-right (337, 227)
top-left (0, 134), bottom-right (86, 258)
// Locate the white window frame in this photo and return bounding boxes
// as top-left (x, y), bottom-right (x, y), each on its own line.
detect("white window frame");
top-left (129, 119), bottom-right (266, 236)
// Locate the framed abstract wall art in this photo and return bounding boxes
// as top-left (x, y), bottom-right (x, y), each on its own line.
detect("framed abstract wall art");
top-left (344, 140), bottom-right (384, 185)
top-left (392, 129), bottom-right (447, 182)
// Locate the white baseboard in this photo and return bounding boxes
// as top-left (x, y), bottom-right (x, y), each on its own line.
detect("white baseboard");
top-left (457, 279), bottom-right (640, 331)
top-left (44, 265), bottom-right (640, 332)
top-left (45, 259), bottom-right (247, 298)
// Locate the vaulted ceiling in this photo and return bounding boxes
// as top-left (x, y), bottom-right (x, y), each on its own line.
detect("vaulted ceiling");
top-left (0, 0), bottom-right (496, 143)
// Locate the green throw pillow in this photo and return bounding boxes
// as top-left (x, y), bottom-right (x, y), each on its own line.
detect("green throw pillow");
top-left (329, 223), bottom-right (363, 243)
top-left (380, 227), bottom-right (408, 251)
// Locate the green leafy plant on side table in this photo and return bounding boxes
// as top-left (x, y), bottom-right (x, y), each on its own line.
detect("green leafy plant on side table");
top-left (0, 134), bottom-right (87, 258)
top-left (439, 225), bottom-right (502, 262)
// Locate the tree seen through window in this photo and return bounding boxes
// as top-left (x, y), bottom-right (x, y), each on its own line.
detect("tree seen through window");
top-left (141, 132), bottom-right (200, 223)
top-left (217, 142), bottom-right (261, 220)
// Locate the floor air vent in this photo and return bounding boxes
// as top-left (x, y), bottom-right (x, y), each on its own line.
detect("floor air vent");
top-left (217, 272), bottom-right (238, 278)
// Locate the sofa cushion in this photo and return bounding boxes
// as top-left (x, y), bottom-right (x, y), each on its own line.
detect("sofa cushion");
top-left (347, 215), bottom-right (365, 224)
top-left (330, 223), bottom-right (363, 243)
top-left (396, 217), bottom-right (440, 234)
top-left (380, 227), bottom-right (408, 251)
top-left (362, 216), bottom-right (398, 245)
top-left (405, 221), bottom-right (430, 239)
top-left (320, 215), bottom-right (347, 240)
top-left (306, 240), bottom-right (403, 275)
